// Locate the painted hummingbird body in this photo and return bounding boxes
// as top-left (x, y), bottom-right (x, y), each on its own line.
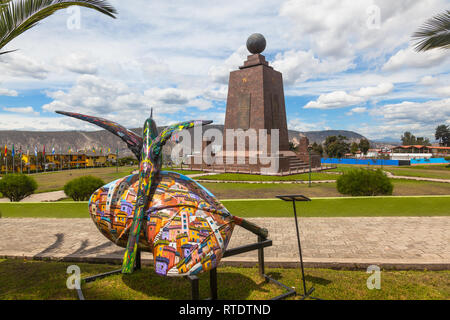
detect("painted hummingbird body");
top-left (56, 111), bottom-right (268, 277)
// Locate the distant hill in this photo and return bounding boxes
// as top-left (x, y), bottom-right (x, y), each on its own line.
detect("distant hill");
top-left (0, 125), bottom-right (369, 156)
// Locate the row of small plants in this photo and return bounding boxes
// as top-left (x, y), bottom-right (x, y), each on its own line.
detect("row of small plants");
top-left (0, 168), bottom-right (394, 202)
top-left (0, 174), bottom-right (104, 202)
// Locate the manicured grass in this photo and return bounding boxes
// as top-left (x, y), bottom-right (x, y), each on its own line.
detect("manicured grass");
top-left (162, 168), bottom-right (204, 176)
top-left (1, 196), bottom-right (449, 218)
top-left (195, 172), bottom-right (337, 181)
top-left (387, 167), bottom-right (450, 179)
top-left (223, 196), bottom-right (450, 217)
top-left (0, 202), bottom-right (90, 218)
top-left (30, 166), bottom-right (138, 194)
top-left (203, 179), bottom-right (450, 199)
top-left (0, 259), bottom-right (447, 300)
top-left (329, 164), bottom-right (450, 180)
top-left (5, 167), bottom-right (202, 195)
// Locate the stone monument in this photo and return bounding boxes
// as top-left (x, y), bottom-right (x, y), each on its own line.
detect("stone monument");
top-left (190, 34), bottom-right (313, 175)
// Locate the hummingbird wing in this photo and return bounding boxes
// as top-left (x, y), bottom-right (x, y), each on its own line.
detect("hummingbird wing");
top-left (55, 111), bottom-right (143, 160)
top-left (151, 120), bottom-right (213, 156)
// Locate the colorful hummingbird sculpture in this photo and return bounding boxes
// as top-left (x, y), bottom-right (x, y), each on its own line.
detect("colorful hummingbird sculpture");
top-left (56, 111), bottom-right (268, 277)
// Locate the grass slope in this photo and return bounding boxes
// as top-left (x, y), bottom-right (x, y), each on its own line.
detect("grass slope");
top-left (1, 196), bottom-right (449, 218)
top-left (0, 259), bottom-right (448, 300)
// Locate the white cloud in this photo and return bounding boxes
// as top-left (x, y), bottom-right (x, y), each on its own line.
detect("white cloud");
top-left (57, 53), bottom-right (98, 75)
top-left (0, 88), bottom-right (18, 96)
top-left (371, 98), bottom-right (450, 125)
top-left (3, 106), bottom-right (36, 114)
top-left (272, 50), bottom-right (354, 85)
top-left (288, 118), bottom-right (329, 132)
top-left (420, 75), bottom-right (437, 86)
top-left (352, 82), bottom-right (393, 97)
top-left (208, 46), bottom-right (248, 84)
top-left (383, 47), bottom-right (449, 71)
top-left (432, 86), bottom-right (450, 97)
top-left (305, 91), bottom-right (363, 109)
top-left (41, 75), bottom-right (216, 128)
top-left (346, 106), bottom-right (368, 115)
top-left (305, 82), bottom-right (394, 109)
top-left (0, 53), bottom-right (49, 79)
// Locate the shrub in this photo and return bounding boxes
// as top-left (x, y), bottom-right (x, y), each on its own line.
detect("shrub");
top-left (0, 174), bottom-right (38, 202)
top-left (64, 176), bottom-right (105, 201)
top-left (336, 168), bottom-right (393, 196)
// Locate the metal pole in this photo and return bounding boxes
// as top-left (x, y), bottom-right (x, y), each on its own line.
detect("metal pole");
top-left (308, 150), bottom-right (312, 188)
top-left (292, 200), bottom-right (307, 296)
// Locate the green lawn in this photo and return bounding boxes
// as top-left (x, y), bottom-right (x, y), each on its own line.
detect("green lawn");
top-left (328, 164), bottom-right (450, 180)
top-left (0, 259), bottom-right (447, 300)
top-left (195, 172), bottom-right (337, 181)
top-left (386, 167), bottom-right (450, 179)
top-left (1, 167), bottom-right (204, 195)
top-left (1, 196), bottom-right (449, 218)
top-left (202, 179), bottom-right (450, 199)
top-left (30, 166), bottom-right (138, 194)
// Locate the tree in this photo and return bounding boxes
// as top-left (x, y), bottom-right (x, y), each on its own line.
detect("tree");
top-left (64, 175), bottom-right (104, 201)
top-left (435, 124), bottom-right (450, 147)
top-left (0, 0), bottom-right (117, 55)
top-left (415, 136), bottom-right (431, 146)
top-left (412, 10), bottom-right (450, 52)
top-left (350, 142), bottom-right (359, 155)
top-left (289, 141), bottom-right (298, 152)
top-left (358, 139), bottom-right (370, 155)
top-left (311, 142), bottom-right (323, 157)
top-left (324, 135), bottom-right (350, 158)
top-left (0, 173), bottom-right (37, 201)
top-left (401, 131), bottom-right (416, 145)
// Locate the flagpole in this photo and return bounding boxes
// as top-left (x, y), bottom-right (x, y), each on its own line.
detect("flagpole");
top-left (12, 145), bottom-right (15, 173)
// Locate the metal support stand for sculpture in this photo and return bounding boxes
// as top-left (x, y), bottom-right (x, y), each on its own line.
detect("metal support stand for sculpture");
top-left (76, 250), bottom-right (142, 300)
top-left (76, 235), bottom-right (295, 300)
top-left (186, 235), bottom-right (296, 300)
top-left (276, 195), bottom-right (321, 300)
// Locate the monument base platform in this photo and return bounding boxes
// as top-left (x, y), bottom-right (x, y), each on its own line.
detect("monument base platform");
top-left (187, 151), bottom-right (321, 176)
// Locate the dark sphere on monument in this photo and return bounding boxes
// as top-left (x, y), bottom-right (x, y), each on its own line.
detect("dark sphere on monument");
top-left (246, 33), bottom-right (266, 54)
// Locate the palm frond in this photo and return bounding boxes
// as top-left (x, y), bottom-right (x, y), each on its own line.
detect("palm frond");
top-left (0, 0), bottom-right (117, 54)
top-left (412, 10), bottom-right (450, 52)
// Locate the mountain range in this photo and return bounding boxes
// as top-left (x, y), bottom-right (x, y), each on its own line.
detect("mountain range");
top-left (0, 125), bottom-right (369, 156)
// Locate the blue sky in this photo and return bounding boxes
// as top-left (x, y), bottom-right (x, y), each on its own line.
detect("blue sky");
top-left (0, 0), bottom-right (449, 142)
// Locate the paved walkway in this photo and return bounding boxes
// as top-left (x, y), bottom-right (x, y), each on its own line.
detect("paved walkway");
top-left (385, 172), bottom-right (450, 183)
top-left (1, 217), bottom-right (448, 270)
top-left (0, 191), bottom-right (67, 203)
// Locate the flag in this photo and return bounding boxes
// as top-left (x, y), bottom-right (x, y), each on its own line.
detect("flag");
top-left (92, 147), bottom-right (96, 154)
top-left (34, 146), bottom-right (37, 157)
top-left (11, 144), bottom-right (15, 157)
top-left (43, 145), bottom-right (45, 157)
top-left (4, 144), bottom-right (7, 157)
top-left (52, 147), bottom-right (55, 155)
top-left (108, 148), bottom-right (111, 154)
